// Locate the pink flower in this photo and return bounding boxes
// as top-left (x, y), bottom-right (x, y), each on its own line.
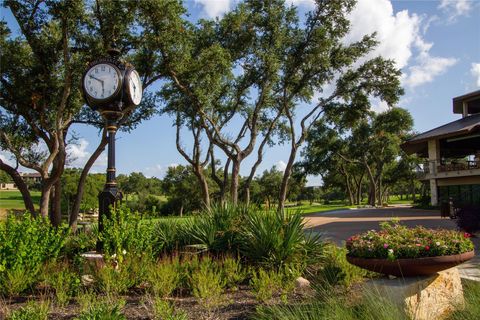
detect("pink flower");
top-left (425, 245), bottom-right (430, 251)
top-left (464, 232), bottom-right (471, 238)
top-left (415, 243), bottom-right (422, 247)
top-left (383, 243), bottom-right (389, 249)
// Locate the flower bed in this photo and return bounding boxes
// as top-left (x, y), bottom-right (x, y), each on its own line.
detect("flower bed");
top-left (346, 220), bottom-right (474, 260)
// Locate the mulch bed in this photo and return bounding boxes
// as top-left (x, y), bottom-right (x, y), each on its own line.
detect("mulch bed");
top-left (1, 285), bottom-right (315, 319)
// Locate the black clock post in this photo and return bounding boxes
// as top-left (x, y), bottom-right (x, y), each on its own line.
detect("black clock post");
top-left (97, 109), bottom-right (123, 252)
top-left (81, 46), bottom-right (142, 252)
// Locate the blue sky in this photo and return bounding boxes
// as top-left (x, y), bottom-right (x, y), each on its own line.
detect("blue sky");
top-left (1, 0), bottom-right (480, 185)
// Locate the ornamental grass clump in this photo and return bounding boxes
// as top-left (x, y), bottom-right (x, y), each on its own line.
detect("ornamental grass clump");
top-left (346, 220), bottom-right (474, 260)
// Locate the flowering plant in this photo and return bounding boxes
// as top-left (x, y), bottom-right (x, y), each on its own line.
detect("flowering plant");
top-left (346, 220), bottom-right (474, 261)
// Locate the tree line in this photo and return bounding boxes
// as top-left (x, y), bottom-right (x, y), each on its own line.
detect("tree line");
top-left (1, 0), bottom-right (410, 227)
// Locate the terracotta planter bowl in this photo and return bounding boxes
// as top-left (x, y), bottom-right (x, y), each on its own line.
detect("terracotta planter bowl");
top-left (346, 250), bottom-right (475, 277)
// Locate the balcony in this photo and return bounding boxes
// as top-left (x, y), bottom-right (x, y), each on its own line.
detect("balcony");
top-left (417, 159), bottom-right (480, 180)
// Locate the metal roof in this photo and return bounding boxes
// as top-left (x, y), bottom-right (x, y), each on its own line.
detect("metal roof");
top-left (402, 113), bottom-right (480, 155)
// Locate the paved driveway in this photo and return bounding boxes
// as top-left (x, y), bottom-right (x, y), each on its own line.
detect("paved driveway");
top-left (304, 205), bottom-right (480, 281)
top-left (304, 206), bottom-right (457, 245)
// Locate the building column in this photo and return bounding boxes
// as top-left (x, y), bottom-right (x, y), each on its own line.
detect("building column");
top-left (427, 139), bottom-right (440, 206)
top-left (430, 179), bottom-right (438, 206)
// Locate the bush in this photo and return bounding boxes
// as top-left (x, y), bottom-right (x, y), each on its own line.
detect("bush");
top-left (221, 256), bottom-right (247, 289)
top-left (75, 298), bottom-right (126, 320)
top-left (240, 210), bottom-right (324, 269)
top-left (183, 203), bottom-right (247, 253)
top-left (189, 256), bottom-right (226, 309)
top-left (456, 205), bottom-right (480, 234)
top-left (315, 244), bottom-right (369, 288)
top-left (250, 265), bottom-right (299, 303)
top-left (346, 220), bottom-right (475, 260)
top-left (0, 214), bottom-right (67, 295)
top-left (43, 261), bottom-right (80, 307)
top-left (250, 268), bottom-right (284, 303)
top-left (147, 256), bottom-right (182, 297)
top-left (152, 299), bottom-right (188, 320)
top-left (99, 206), bottom-right (156, 261)
top-left (95, 265), bottom-right (133, 296)
top-left (6, 300), bottom-right (50, 320)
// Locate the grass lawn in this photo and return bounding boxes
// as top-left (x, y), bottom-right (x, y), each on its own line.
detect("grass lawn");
top-left (0, 190), bottom-right (41, 209)
top-left (285, 202), bottom-right (354, 215)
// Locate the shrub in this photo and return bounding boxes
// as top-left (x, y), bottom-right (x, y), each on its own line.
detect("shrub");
top-left (95, 265), bottom-right (132, 296)
top-left (346, 220), bottom-right (475, 260)
top-left (240, 210), bottom-right (324, 269)
top-left (183, 203), bottom-right (247, 253)
top-left (43, 261), bottom-right (80, 306)
top-left (221, 256), bottom-right (247, 289)
top-left (146, 256), bottom-right (182, 297)
top-left (75, 298), bottom-right (126, 320)
top-left (189, 256), bottom-right (226, 309)
top-left (99, 206), bottom-right (155, 261)
top-left (152, 298), bottom-right (188, 320)
top-left (152, 219), bottom-right (185, 254)
top-left (0, 214), bottom-right (67, 295)
top-left (315, 244), bottom-right (369, 288)
top-left (6, 300), bottom-right (50, 320)
top-left (456, 205), bottom-right (480, 234)
top-left (250, 268), bottom-right (283, 303)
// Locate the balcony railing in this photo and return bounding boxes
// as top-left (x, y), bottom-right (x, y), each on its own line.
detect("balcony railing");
top-left (417, 159), bottom-right (480, 177)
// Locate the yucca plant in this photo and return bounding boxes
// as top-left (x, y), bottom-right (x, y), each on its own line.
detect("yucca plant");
top-left (183, 202), bottom-right (247, 253)
top-left (240, 210), bottom-right (324, 269)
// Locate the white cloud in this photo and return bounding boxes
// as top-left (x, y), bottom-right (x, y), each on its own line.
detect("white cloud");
top-left (403, 36), bottom-right (457, 88)
top-left (144, 164), bottom-right (164, 178)
top-left (344, 0), bottom-right (457, 89)
top-left (66, 139), bottom-right (91, 168)
top-left (275, 160), bottom-right (287, 172)
top-left (194, 0), bottom-right (232, 18)
top-left (344, 0), bottom-right (420, 69)
top-left (438, 0), bottom-right (472, 22)
top-left (471, 63), bottom-right (480, 87)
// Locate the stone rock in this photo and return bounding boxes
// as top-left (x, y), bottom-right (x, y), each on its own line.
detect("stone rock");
top-left (81, 274), bottom-right (95, 286)
top-left (295, 277), bottom-right (311, 289)
top-left (363, 267), bottom-right (464, 320)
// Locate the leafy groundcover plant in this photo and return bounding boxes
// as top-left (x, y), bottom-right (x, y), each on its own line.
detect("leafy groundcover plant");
top-left (346, 220), bottom-right (474, 260)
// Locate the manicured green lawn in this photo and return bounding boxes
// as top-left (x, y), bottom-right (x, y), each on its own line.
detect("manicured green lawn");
top-left (0, 190), bottom-right (41, 209)
top-left (284, 202), bottom-right (354, 215)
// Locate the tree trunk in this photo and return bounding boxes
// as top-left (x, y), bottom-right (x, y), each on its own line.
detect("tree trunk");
top-left (69, 131), bottom-right (107, 231)
top-left (278, 147), bottom-right (297, 212)
top-left (51, 179), bottom-right (62, 226)
top-left (39, 183), bottom-right (52, 219)
top-left (245, 187), bottom-right (250, 206)
top-left (0, 160), bottom-right (36, 216)
top-left (230, 160), bottom-right (240, 205)
top-left (193, 166), bottom-right (210, 208)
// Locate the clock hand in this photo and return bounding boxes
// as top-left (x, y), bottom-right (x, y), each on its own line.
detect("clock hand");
top-left (89, 74), bottom-right (104, 85)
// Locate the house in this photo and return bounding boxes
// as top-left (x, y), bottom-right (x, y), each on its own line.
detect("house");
top-left (20, 172), bottom-right (42, 184)
top-left (0, 183), bottom-right (17, 190)
top-left (402, 90), bottom-right (480, 207)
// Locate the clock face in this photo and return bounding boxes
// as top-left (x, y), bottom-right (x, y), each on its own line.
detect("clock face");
top-left (127, 69), bottom-right (142, 105)
top-left (83, 63), bottom-right (121, 100)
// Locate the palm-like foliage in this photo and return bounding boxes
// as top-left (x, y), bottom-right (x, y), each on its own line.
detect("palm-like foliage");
top-left (240, 210), bottom-right (324, 269)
